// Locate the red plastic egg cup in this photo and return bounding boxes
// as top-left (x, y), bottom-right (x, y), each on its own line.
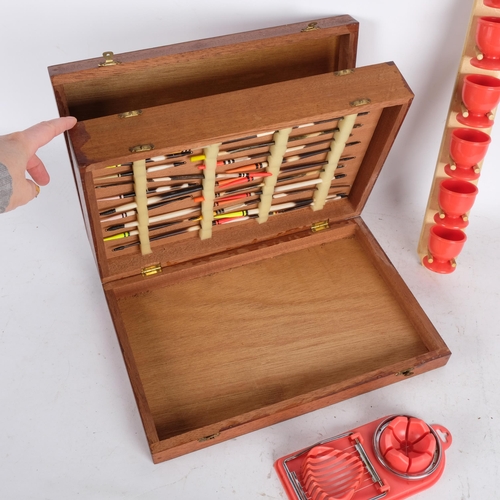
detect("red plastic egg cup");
top-left (471, 16), bottom-right (500, 70)
top-left (433, 178), bottom-right (478, 229)
top-left (423, 225), bottom-right (467, 274)
top-left (457, 74), bottom-right (500, 128)
top-left (484, 0), bottom-right (500, 7)
top-left (444, 128), bottom-right (491, 180)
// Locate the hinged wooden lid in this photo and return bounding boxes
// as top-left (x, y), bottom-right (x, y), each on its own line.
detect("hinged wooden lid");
top-left (49, 16), bottom-right (359, 120)
top-left (48, 17), bottom-right (413, 284)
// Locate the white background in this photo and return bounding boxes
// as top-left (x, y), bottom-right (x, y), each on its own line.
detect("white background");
top-left (1, 1), bottom-right (499, 499)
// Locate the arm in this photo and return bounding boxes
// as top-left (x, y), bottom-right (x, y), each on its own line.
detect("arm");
top-left (0, 116), bottom-right (77, 212)
top-left (0, 162), bottom-right (13, 213)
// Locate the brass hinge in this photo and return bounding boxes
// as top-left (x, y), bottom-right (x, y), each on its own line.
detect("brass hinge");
top-left (395, 368), bottom-right (415, 377)
top-left (141, 263), bottom-right (162, 277)
top-left (301, 22), bottom-right (320, 32)
top-left (130, 144), bottom-right (155, 153)
top-left (119, 110), bottom-right (143, 119)
top-left (311, 220), bottom-right (329, 232)
top-left (98, 51), bottom-right (121, 67)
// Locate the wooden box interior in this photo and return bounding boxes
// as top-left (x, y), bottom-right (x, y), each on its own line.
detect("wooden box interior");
top-left (48, 16), bottom-right (450, 463)
top-left (58, 62), bottom-right (414, 283)
top-left (105, 219), bottom-right (449, 463)
top-left (49, 16), bottom-right (359, 121)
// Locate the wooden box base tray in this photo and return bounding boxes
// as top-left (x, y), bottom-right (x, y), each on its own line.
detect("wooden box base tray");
top-left (48, 16), bottom-right (451, 463)
top-left (106, 219), bottom-right (449, 463)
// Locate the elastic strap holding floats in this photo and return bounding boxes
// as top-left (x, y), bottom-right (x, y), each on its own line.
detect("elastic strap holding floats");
top-left (132, 159), bottom-right (152, 255)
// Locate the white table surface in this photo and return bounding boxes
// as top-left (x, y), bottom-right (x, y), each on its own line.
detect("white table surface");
top-left (1, 1), bottom-right (499, 498)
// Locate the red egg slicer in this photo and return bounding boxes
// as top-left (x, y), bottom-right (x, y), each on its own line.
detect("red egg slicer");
top-left (274, 415), bottom-right (452, 500)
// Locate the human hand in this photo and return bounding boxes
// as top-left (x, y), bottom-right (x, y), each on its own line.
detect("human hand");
top-left (0, 116), bottom-right (77, 212)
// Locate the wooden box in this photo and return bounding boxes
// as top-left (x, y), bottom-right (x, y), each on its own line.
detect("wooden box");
top-left (49, 16), bottom-right (450, 463)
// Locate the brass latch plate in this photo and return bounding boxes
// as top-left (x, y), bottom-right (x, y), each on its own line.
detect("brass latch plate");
top-left (198, 432), bottom-right (220, 442)
top-left (395, 368), bottom-right (415, 377)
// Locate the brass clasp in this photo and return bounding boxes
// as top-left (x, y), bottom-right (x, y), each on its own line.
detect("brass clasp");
top-left (98, 51), bottom-right (121, 67)
top-left (301, 22), bottom-right (320, 32)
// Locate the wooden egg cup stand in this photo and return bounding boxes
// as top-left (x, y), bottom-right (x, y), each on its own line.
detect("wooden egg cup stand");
top-left (417, 0), bottom-right (500, 271)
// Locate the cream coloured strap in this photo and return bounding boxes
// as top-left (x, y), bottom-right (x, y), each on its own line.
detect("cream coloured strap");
top-left (199, 144), bottom-right (220, 240)
top-left (132, 159), bottom-right (152, 255)
top-left (258, 128), bottom-right (292, 223)
top-left (312, 113), bottom-right (357, 211)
